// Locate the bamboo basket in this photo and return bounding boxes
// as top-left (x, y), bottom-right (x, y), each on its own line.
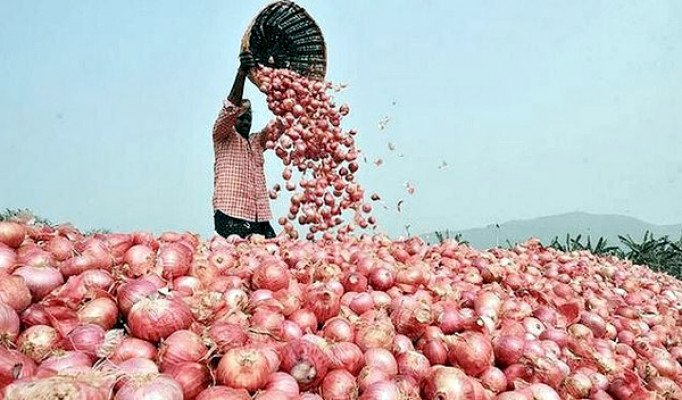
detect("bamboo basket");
top-left (241, 0), bottom-right (327, 87)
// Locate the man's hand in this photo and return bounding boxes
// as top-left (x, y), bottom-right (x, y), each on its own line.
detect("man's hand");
top-left (239, 51), bottom-right (257, 72)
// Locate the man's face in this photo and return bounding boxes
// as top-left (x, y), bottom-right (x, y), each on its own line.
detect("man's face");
top-left (236, 107), bottom-right (252, 138)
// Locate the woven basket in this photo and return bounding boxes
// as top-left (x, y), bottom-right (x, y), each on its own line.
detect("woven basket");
top-left (241, 0), bottom-right (326, 86)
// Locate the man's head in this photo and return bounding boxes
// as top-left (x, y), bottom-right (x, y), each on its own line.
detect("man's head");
top-left (235, 99), bottom-right (252, 139)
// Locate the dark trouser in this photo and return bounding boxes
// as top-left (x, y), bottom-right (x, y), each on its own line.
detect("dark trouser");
top-left (214, 210), bottom-right (276, 239)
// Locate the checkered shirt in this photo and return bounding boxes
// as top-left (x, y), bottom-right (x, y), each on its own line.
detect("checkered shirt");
top-left (212, 99), bottom-right (272, 222)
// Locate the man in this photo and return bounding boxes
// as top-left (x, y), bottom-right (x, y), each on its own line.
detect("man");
top-left (212, 52), bottom-right (281, 239)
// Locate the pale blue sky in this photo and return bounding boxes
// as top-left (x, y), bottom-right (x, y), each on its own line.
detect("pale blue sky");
top-left (1, 1), bottom-right (680, 238)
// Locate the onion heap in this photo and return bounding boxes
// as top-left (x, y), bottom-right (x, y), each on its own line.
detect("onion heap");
top-left (0, 219), bottom-right (681, 399)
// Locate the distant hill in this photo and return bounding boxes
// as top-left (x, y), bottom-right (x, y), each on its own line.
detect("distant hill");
top-left (420, 212), bottom-right (682, 249)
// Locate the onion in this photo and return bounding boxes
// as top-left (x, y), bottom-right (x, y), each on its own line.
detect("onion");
top-left (196, 386), bottom-right (251, 400)
top-left (64, 324), bottom-right (105, 358)
top-left (0, 244), bottom-right (16, 272)
top-left (47, 236), bottom-right (74, 261)
top-left (322, 317), bottom-right (354, 343)
top-left (493, 335), bottom-right (526, 367)
top-left (0, 222), bottom-right (26, 248)
top-left (252, 263), bottom-right (290, 292)
top-left (217, 347), bottom-right (270, 392)
top-left (115, 357), bottom-right (159, 389)
top-left (422, 366), bottom-right (477, 400)
top-left (562, 373), bottom-right (593, 398)
top-left (115, 374), bottom-right (183, 400)
top-left (289, 309), bottom-right (318, 333)
top-left (0, 301), bottom-right (20, 344)
top-left (396, 351), bottom-right (430, 383)
top-left (208, 323), bottom-right (249, 353)
top-left (280, 339), bottom-right (331, 391)
top-left (158, 330), bottom-right (208, 371)
top-left (116, 275), bottom-right (165, 315)
top-left (358, 381), bottom-right (401, 400)
top-left (321, 369), bottom-right (357, 400)
top-left (266, 372), bottom-right (300, 399)
top-left (77, 297), bottom-right (119, 329)
top-left (480, 366), bottom-right (507, 394)
top-left (349, 292), bottom-right (374, 315)
top-left (329, 342), bottom-right (364, 375)
top-left (158, 243), bottom-right (192, 279)
top-left (128, 297), bottom-right (193, 342)
top-left (12, 265), bottom-right (63, 300)
top-left (305, 283), bottom-right (341, 324)
top-left (364, 348), bottom-right (398, 375)
top-left (369, 268), bottom-right (395, 291)
top-left (17, 325), bottom-right (61, 362)
top-left (0, 347), bottom-right (36, 388)
top-left (446, 331), bottom-right (493, 377)
top-left (37, 350), bottom-right (92, 375)
top-left (106, 335), bottom-right (158, 363)
top-left (166, 362), bottom-right (211, 400)
top-left (124, 244), bottom-right (157, 277)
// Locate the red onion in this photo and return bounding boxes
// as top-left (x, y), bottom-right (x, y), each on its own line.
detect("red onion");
top-left (266, 372), bottom-right (300, 399)
top-left (422, 366), bottom-right (477, 400)
top-left (289, 309), bottom-right (318, 333)
top-left (115, 357), bottom-right (159, 389)
top-left (349, 292), bottom-right (374, 315)
top-left (158, 243), bottom-right (191, 279)
top-left (329, 342), bottom-right (364, 375)
top-left (369, 268), bottom-right (395, 291)
top-left (174, 276), bottom-right (202, 295)
top-left (390, 298), bottom-right (433, 339)
top-left (421, 339), bottom-right (448, 365)
top-left (392, 334), bottom-right (414, 355)
top-left (357, 367), bottom-right (389, 393)
top-left (0, 347), bottom-right (36, 387)
top-left (12, 265), bottom-right (63, 300)
top-left (0, 222), bottom-right (25, 248)
top-left (166, 362), bottom-right (211, 400)
top-left (342, 272), bottom-right (368, 292)
top-left (358, 380), bottom-right (401, 400)
top-left (0, 244), bottom-right (16, 272)
top-left (280, 339), bottom-right (331, 391)
top-left (0, 301), bottom-right (20, 344)
top-left (37, 350), bottom-right (92, 375)
top-left (493, 335), bottom-right (526, 367)
top-left (128, 298), bottom-right (193, 342)
top-left (305, 283), bottom-right (341, 324)
top-left (251, 307), bottom-right (285, 336)
top-left (158, 330), bottom-right (208, 371)
top-left (77, 297), bottom-right (119, 329)
top-left (322, 317), bottom-right (354, 343)
top-left (364, 348), bottom-right (398, 375)
top-left (355, 315), bottom-right (395, 352)
top-left (396, 350), bottom-right (430, 383)
top-left (64, 324), bottom-right (105, 358)
top-left (217, 347), bottom-right (270, 392)
top-left (321, 369), bottom-right (357, 400)
top-left (446, 331), bottom-right (494, 377)
top-left (208, 323), bottom-right (249, 353)
top-left (116, 275), bottom-right (165, 315)
top-left (252, 263), bottom-right (290, 292)
top-left (106, 335), bottom-right (158, 363)
top-left (124, 244), bottom-right (157, 277)
top-left (115, 374), bottom-right (183, 400)
top-left (17, 325), bottom-right (61, 362)
top-left (196, 386), bottom-right (251, 400)
top-left (480, 366), bottom-right (507, 394)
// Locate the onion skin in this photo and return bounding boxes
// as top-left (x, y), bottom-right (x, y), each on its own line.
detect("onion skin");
top-left (0, 347), bottom-right (37, 388)
top-left (12, 265), bottom-right (64, 301)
